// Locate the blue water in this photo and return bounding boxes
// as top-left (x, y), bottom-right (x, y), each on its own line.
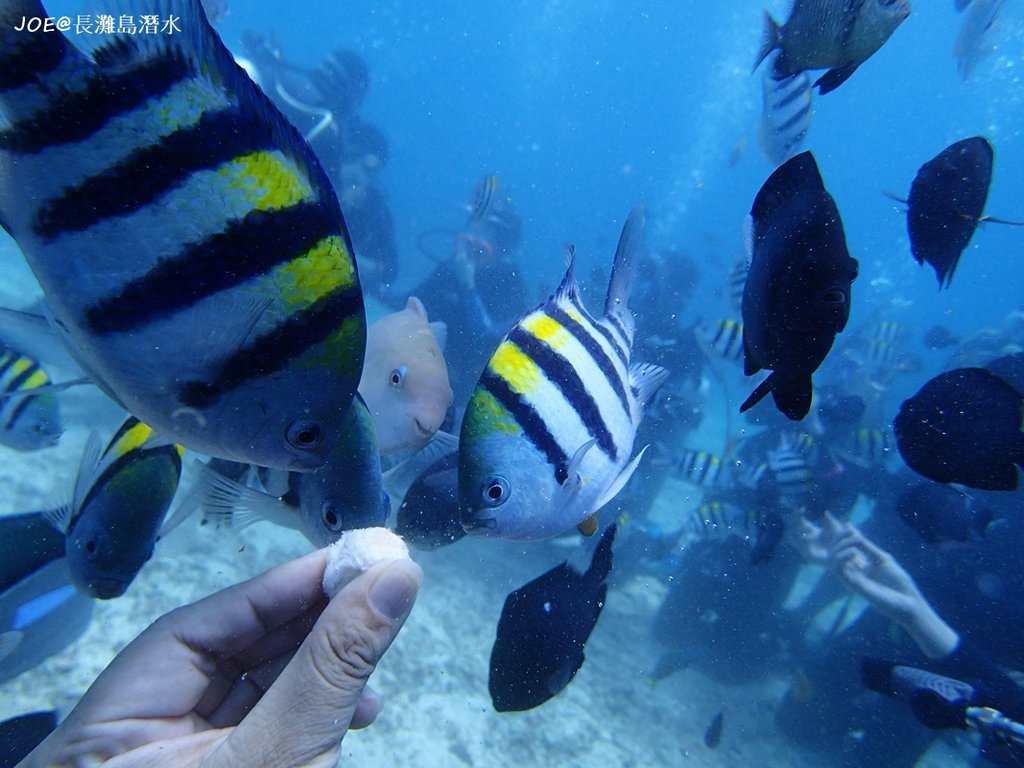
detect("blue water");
top-left (2, 1), bottom-right (1024, 766)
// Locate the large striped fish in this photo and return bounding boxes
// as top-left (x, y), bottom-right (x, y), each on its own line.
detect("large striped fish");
top-left (459, 207), bottom-right (668, 541)
top-left (0, 0), bottom-right (365, 471)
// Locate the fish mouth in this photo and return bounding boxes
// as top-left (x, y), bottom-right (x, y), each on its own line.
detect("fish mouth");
top-left (462, 515), bottom-right (497, 534)
top-left (89, 578), bottom-right (129, 600)
top-left (413, 417), bottom-right (438, 439)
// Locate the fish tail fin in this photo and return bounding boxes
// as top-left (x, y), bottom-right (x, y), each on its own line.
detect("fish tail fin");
top-left (752, 11), bottom-right (780, 73)
top-left (603, 205), bottom-right (645, 343)
top-left (586, 522), bottom-right (617, 583)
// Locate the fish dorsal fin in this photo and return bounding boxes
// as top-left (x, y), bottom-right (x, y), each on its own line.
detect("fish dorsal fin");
top-left (69, 430), bottom-right (105, 524)
top-left (406, 296), bottom-right (429, 320)
top-left (429, 321), bottom-right (448, 352)
top-left (553, 246), bottom-right (581, 305)
top-left (750, 152), bottom-right (823, 241)
top-left (593, 446), bottom-right (648, 513)
top-left (603, 206), bottom-right (645, 342)
top-left (577, 514), bottom-right (599, 536)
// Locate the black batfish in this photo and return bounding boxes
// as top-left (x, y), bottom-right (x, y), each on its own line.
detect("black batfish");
top-left (489, 524), bottom-right (616, 712)
top-left (741, 152), bottom-right (858, 420)
top-left (903, 137), bottom-right (1021, 288)
top-left (894, 367), bottom-right (1024, 490)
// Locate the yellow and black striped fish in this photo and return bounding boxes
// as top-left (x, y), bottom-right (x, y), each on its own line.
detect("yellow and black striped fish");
top-left (459, 207), bottom-right (668, 540)
top-left (45, 416), bottom-right (184, 598)
top-left (0, 0), bottom-right (365, 471)
top-left (695, 318), bottom-right (744, 365)
top-left (0, 344), bottom-right (62, 451)
top-left (674, 448), bottom-right (729, 487)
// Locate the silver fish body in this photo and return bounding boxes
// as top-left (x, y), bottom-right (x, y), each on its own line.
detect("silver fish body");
top-left (0, 0), bottom-right (365, 471)
top-left (459, 207), bottom-right (668, 541)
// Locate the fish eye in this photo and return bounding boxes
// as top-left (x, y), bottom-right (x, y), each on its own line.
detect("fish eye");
top-left (84, 535), bottom-right (101, 561)
top-left (286, 419), bottom-right (324, 449)
top-left (321, 501), bottom-right (343, 531)
top-left (389, 366), bottom-right (407, 389)
top-left (480, 475), bottom-right (510, 507)
top-left (823, 289), bottom-right (846, 304)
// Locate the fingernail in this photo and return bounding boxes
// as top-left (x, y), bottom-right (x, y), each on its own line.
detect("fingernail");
top-left (369, 561), bottom-right (420, 620)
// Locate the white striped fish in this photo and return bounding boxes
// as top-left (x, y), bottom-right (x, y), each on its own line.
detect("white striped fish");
top-left (695, 318), bottom-right (744, 365)
top-left (674, 448), bottom-right (729, 488)
top-left (0, 344), bottom-right (62, 451)
top-left (683, 501), bottom-right (757, 542)
top-left (0, 0), bottom-right (365, 471)
top-left (459, 207), bottom-right (668, 541)
top-left (758, 52), bottom-right (813, 168)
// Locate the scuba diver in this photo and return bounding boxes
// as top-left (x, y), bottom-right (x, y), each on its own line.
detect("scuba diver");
top-left (238, 34), bottom-right (400, 303)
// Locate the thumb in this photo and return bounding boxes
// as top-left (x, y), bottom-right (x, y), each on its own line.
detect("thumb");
top-left (217, 558), bottom-right (422, 768)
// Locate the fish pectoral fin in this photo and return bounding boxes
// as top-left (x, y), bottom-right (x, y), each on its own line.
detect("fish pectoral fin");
top-left (199, 296), bottom-right (273, 371)
top-left (980, 214), bottom-right (1024, 227)
top-left (577, 514), bottom-right (599, 536)
top-left (739, 373), bottom-right (775, 414)
top-left (0, 376), bottom-right (92, 399)
top-left (628, 362), bottom-right (670, 423)
top-left (813, 64), bottom-right (860, 95)
top-left (197, 461), bottom-right (295, 531)
top-left (551, 439), bottom-right (597, 512)
top-left (593, 445), bottom-right (649, 513)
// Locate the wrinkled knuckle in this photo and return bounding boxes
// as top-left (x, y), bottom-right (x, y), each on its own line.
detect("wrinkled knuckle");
top-left (313, 620), bottom-right (383, 691)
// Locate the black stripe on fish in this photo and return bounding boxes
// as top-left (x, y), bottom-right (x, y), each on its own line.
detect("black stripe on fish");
top-left (4, 391), bottom-right (39, 432)
top-left (0, 33), bottom-right (69, 92)
top-left (0, 351), bottom-right (18, 382)
top-left (547, 304), bottom-right (631, 415)
top-left (179, 283), bottom-right (363, 408)
top-left (778, 103), bottom-right (812, 134)
top-left (479, 369), bottom-right (570, 485)
top-left (0, 54), bottom-right (191, 154)
top-left (570, 295), bottom-right (629, 369)
top-left (508, 327), bottom-right (620, 461)
top-left (34, 109), bottom-right (271, 240)
top-left (772, 80), bottom-right (808, 110)
top-left (85, 200), bottom-right (337, 335)
top-left (103, 417), bottom-right (143, 456)
top-left (5, 359), bottom-right (41, 396)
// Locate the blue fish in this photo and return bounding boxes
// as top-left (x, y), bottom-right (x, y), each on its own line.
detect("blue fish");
top-left (0, 0), bottom-right (366, 471)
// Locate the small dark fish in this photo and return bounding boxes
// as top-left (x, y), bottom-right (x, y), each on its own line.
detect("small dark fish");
top-left (704, 710), bottom-right (725, 749)
top-left (753, 0), bottom-right (911, 94)
top-left (394, 450), bottom-right (465, 551)
top-left (897, 481), bottom-right (994, 544)
top-left (901, 137), bottom-right (1022, 288)
top-left (45, 417), bottom-right (184, 599)
top-left (923, 325), bottom-right (960, 350)
top-left (489, 524), bottom-right (616, 712)
top-left (0, 710), bottom-right (57, 768)
top-left (740, 152), bottom-right (859, 420)
top-left (894, 367), bottom-right (1024, 490)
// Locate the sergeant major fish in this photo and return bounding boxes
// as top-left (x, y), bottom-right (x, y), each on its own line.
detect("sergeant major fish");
top-left (45, 416), bottom-right (184, 599)
top-left (740, 152), bottom-right (858, 420)
top-left (753, 0), bottom-right (911, 94)
top-left (0, 0), bottom-right (366, 471)
top-left (0, 343), bottom-right (63, 451)
top-left (459, 207), bottom-right (668, 540)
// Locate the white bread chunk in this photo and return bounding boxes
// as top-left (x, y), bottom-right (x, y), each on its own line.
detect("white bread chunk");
top-left (323, 527), bottom-right (411, 598)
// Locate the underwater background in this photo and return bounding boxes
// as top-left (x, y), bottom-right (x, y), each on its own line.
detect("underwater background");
top-left (2, 0), bottom-right (1024, 765)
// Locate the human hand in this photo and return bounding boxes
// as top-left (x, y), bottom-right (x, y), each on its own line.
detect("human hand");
top-left (793, 511), bottom-right (850, 566)
top-left (22, 549), bottom-right (422, 768)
